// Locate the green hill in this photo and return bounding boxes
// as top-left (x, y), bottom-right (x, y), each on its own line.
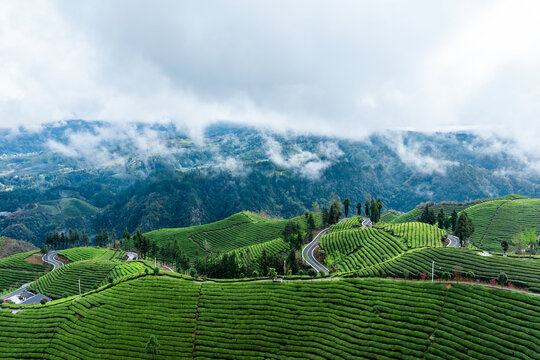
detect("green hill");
top-left (0, 237), bottom-right (37, 258)
top-left (0, 276), bottom-right (538, 359)
top-left (388, 195), bottom-right (528, 224)
top-left (0, 198), bottom-right (100, 243)
top-left (28, 259), bottom-right (151, 298)
top-left (321, 219), bottom-right (446, 273)
top-left (465, 197), bottom-right (540, 252)
top-left (0, 251), bottom-right (51, 294)
top-left (145, 211), bottom-right (322, 263)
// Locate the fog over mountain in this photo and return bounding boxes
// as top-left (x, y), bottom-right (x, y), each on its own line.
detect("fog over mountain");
top-left (2, 1), bottom-right (540, 242)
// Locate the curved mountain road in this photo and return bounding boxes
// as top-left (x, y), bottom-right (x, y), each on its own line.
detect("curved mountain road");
top-left (362, 217), bottom-right (373, 227)
top-left (447, 235), bottom-right (460, 247)
top-left (302, 228), bottom-right (330, 275)
top-left (42, 250), bottom-right (64, 270)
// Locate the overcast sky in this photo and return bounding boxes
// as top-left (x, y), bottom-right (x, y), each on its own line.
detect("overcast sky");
top-left (2, 1), bottom-right (540, 151)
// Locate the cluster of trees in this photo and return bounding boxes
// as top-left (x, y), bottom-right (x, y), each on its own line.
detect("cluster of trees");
top-left (322, 199), bottom-right (342, 226)
top-left (509, 229), bottom-right (539, 255)
top-left (418, 206), bottom-right (474, 247)
top-left (44, 229), bottom-right (90, 250)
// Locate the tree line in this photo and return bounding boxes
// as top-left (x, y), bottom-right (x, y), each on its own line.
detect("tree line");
top-left (418, 205), bottom-right (474, 246)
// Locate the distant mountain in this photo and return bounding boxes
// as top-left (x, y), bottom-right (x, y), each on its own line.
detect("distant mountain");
top-left (1, 120), bottom-right (540, 244)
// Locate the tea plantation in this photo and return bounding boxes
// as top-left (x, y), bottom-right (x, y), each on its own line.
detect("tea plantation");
top-left (146, 211), bottom-right (322, 262)
top-left (0, 251), bottom-right (51, 294)
top-left (353, 247), bottom-right (540, 292)
top-left (58, 247), bottom-right (125, 262)
top-left (28, 259), bottom-right (152, 298)
top-left (0, 276), bottom-right (538, 359)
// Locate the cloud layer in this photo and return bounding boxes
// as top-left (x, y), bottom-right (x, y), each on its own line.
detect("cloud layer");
top-left (2, 1), bottom-right (540, 162)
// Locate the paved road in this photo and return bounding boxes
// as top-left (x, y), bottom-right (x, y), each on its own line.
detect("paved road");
top-left (42, 251), bottom-right (63, 270)
top-left (302, 228), bottom-right (330, 275)
top-left (447, 235), bottom-right (460, 247)
top-left (362, 217), bottom-right (373, 227)
top-left (125, 252), bottom-right (139, 261)
top-left (0, 283), bottom-right (32, 301)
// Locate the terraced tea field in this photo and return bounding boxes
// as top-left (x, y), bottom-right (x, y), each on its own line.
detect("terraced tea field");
top-left (226, 238), bottom-right (289, 266)
top-left (320, 227), bottom-right (406, 272)
top-left (467, 198), bottom-right (540, 252)
top-left (378, 222), bottom-right (446, 248)
top-left (58, 247), bottom-right (124, 262)
top-left (146, 211), bottom-right (322, 261)
top-left (0, 251), bottom-right (51, 293)
top-left (328, 216), bottom-right (364, 232)
top-left (354, 247), bottom-right (540, 292)
top-left (0, 276), bottom-right (538, 359)
top-left (28, 259), bottom-right (150, 298)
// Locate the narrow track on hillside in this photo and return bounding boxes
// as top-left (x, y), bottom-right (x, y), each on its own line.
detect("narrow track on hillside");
top-left (421, 284), bottom-right (451, 359)
top-left (191, 283), bottom-right (203, 360)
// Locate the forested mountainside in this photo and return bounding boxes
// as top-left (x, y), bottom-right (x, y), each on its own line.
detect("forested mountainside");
top-left (1, 120), bottom-right (540, 244)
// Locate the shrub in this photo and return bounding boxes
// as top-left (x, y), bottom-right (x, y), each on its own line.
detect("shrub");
top-left (267, 267), bottom-right (277, 278)
top-left (489, 279), bottom-right (497, 285)
top-left (498, 272), bottom-right (508, 286)
top-left (107, 276), bottom-right (114, 284)
top-left (153, 267), bottom-right (160, 275)
top-left (287, 270), bottom-right (292, 276)
top-left (465, 271), bottom-right (476, 280)
top-left (403, 269), bottom-right (410, 279)
top-left (251, 270), bottom-right (259, 278)
top-left (441, 271), bottom-right (451, 280)
top-left (419, 272), bottom-right (427, 280)
top-left (307, 269), bottom-right (317, 277)
top-left (189, 267), bottom-right (198, 278)
top-left (144, 268), bottom-right (150, 275)
top-left (40, 297), bottom-right (48, 305)
top-left (298, 270), bottom-right (306, 276)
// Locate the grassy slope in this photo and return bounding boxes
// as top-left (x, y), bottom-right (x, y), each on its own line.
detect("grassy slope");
top-left (0, 251), bottom-right (51, 294)
top-left (146, 211), bottom-right (322, 261)
top-left (466, 197), bottom-right (540, 252)
top-left (354, 247), bottom-right (540, 292)
top-left (0, 276), bottom-right (538, 359)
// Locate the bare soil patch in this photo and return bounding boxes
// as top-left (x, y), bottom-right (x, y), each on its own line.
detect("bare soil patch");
top-left (24, 253), bottom-right (47, 265)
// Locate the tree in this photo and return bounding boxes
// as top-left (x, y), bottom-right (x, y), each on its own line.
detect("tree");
top-left (501, 240), bottom-right (509, 254)
top-left (420, 205), bottom-right (436, 225)
top-left (267, 267), bottom-right (277, 278)
top-left (437, 208), bottom-right (446, 229)
top-left (365, 200), bottom-right (370, 218)
top-left (287, 250), bottom-right (299, 275)
top-left (322, 207), bottom-right (330, 225)
top-left (329, 199), bottom-right (342, 224)
top-left (145, 335), bottom-right (160, 360)
top-left (122, 228), bottom-right (131, 241)
top-left (307, 213), bottom-right (315, 235)
top-left (40, 243), bottom-right (48, 255)
top-left (450, 209), bottom-right (458, 232)
top-left (356, 202), bottom-right (362, 216)
top-left (455, 211), bottom-right (474, 247)
top-left (343, 198), bottom-right (351, 218)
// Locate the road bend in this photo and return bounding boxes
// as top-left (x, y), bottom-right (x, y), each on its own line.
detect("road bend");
top-left (302, 228), bottom-right (330, 275)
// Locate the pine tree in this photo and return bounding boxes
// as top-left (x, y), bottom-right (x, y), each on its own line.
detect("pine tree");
top-left (455, 211), bottom-right (474, 247)
top-left (356, 202), bottom-right (362, 216)
top-left (450, 209), bottom-right (458, 232)
top-left (365, 200), bottom-right (370, 218)
top-left (343, 198), bottom-right (351, 218)
top-left (437, 208), bottom-right (446, 229)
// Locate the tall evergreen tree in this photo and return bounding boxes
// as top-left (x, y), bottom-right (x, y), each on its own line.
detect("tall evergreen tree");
top-left (343, 198), bottom-right (351, 218)
top-left (365, 200), bottom-right (370, 218)
top-left (437, 208), bottom-right (446, 229)
top-left (322, 207), bottom-right (330, 225)
top-left (455, 211), bottom-right (474, 247)
top-left (356, 202), bottom-right (362, 216)
top-left (450, 209), bottom-right (458, 232)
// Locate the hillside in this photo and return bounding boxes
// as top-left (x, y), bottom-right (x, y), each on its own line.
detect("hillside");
top-left (145, 211), bottom-right (322, 263)
top-left (320, 217), bottom-right (446, 273)
top-left (465, 197), bottom-right (540, 252)
top-left (0, 198), bottom-right (100, 244)
top-left (388, 195), bottom-right (528, 224)
top-left (354, 247), bottom-right (540, 292)
top-left (0, 237), bottom-right (37, 258)
top-left (28, 259), bottom-right (152, 298)
top-left (58, 247), bottom-right (125, 262)
top-left (0, 276), bottom-right (538, 359)
top-left (0, 251), bottom-right (51, 294)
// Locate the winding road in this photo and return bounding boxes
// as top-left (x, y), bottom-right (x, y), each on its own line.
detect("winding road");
top-left (302, 228), bottom-right (330, 275)
top-left (447, 235), bottom-right (460, 247)
top-left (42, 250), bottom-right (64, 270)
top-left (362, 217), bottom-right (373, 227)
top-left (1, 251), bottom-right (63, 303)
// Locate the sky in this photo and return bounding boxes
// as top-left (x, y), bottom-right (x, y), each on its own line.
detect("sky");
top-left (1, 0), bottom-right (540, 152)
